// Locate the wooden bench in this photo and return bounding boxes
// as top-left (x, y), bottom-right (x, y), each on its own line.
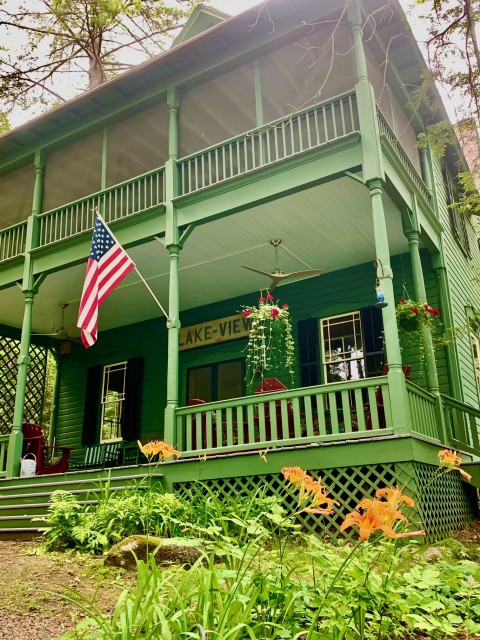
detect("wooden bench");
top-left (69, 441), bottom-right (122, 470)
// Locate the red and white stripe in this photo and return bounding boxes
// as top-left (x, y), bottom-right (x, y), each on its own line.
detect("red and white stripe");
top-left (77, 242), bottom-right (134, 348)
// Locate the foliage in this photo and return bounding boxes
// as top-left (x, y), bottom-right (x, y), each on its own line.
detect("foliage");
top-left (416, 121), bottom-right (456, 160)
top-left (0, 0), bottom-right (198, 115)
top-left (396, 298), bottom-right (440, 333)
top-left (241, 293), bottom-right (295, 386)
top-left (413, 0), bottom-right (480, 124)
top-left (55, 455), bottom-right (480, 639)
top-left (38, 484), bottom-right (188, 553)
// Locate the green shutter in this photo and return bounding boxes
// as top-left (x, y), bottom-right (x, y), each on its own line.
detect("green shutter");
top-left (82, 365), bottom-right (102, 445)
top-left (121, 357), bottom-right (144, 441)
top-left (298, 318), bottom-right (319, 387)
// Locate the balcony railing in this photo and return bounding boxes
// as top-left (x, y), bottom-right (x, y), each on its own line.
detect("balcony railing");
top-left (38, 166), bottom-right (165, 247)
top-left (175, 376), bottom-right (392, 457)
top-left (0, 220), bottom-right (28, 263)
top-left (179, 92), bottom-right (359, 196)
top-left (0, 435), bottom-right (8, 478)
top-left (377, 110), bottom-right (432, 205)
top-left (406, 381), bottom-right (440, 441)
top-left (442, 394), bottom-right (480, 454)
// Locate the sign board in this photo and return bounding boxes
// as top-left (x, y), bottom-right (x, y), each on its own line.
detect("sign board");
top-left (179, 314), bottom-right (250, 351)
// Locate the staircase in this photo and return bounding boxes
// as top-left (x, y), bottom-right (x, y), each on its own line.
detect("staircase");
top-left (0, 465), bottom-right (158, 535)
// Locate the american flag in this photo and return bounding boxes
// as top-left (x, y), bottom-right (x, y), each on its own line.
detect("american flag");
top-left (77, 214), bottom-right (135, 348)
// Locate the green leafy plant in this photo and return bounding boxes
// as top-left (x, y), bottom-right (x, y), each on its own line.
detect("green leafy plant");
top-left (396, 297), bottom-right (440, 333)
top-left (242, 292), bottom-right (295, 386)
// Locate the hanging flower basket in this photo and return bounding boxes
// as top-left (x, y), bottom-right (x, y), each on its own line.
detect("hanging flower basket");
top-left (241, 293), bottom-right (294, 385)
top-left (396, 298), bottom-right (440, 333)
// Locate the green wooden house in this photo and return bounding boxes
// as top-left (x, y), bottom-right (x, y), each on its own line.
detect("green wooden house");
top-left (0, 0), bottom-right (479, 539)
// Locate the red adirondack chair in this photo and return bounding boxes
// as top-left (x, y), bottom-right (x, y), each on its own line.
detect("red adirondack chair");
top-left (22, 423), bottom-right (71, 475)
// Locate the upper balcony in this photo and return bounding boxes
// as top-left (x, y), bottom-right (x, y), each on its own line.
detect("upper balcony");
top-left (0, 90), bottom-right (432, 269)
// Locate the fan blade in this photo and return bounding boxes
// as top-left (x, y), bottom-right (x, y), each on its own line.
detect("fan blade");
top-left (276, 269), bottom-right (326, 280)
top-left (242, 265), bottom-right (276, 277)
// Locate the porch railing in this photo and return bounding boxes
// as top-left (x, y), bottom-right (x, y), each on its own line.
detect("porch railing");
top-left (179, 92), bottom-right (359, 196)
top-left (442, 394), bottom-right (480, 454)
top-left (0, 435), bottom-right (8, 478)
top-left (0, 220), bottom-right (28, 262)
top-left (406, 381), bottom-right (440, 441)
top-left (38, 166), bottom-right (165, 247)
top-left (377, 109), bottom-right (432, 205)
top-left (175, 376), bottom-right (392, 457)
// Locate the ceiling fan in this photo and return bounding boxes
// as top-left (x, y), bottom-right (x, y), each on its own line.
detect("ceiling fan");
top-left (32, 303), bottom-right (81, 343)
top-left (242, 239), bottom-right (326, 290)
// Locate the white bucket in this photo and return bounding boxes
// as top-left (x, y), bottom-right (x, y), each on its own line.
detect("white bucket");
top-left (20, 453), bottom-right (37, 477)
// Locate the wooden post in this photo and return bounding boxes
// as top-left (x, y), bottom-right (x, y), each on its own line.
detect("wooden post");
top-left (164, 87), bottom-right (181, 446)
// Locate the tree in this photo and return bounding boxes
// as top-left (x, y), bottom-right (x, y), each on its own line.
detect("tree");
top-left (0, 0), bottom-right (197, 115)
top-left (414, 0), bottom-right (480, 124)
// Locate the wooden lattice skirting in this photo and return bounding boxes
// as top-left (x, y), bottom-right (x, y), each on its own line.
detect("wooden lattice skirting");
top-left (173, 461), bottom-right (478, 543)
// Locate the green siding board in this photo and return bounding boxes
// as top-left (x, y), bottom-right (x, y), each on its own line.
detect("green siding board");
top-left (432, 156), bottom-right (480, 407)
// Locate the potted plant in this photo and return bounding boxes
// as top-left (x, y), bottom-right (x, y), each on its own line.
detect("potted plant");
top-left (242, 292), bottom-right (294, 385)
top-left (396, 298), bottom-right (440, 332)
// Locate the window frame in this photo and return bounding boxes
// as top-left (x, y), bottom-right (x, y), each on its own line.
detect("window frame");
top-left (320, 311), bottom-right (367, 383)
top-left (444, 165), bottom-right (471, 257)
top-left (100, 360), bottom-right (127, 443)
top-left (186, 357), bottom-right (246, 404)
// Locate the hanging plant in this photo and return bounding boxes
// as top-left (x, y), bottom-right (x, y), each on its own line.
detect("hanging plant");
top-left (241, 292), bottom-right (295, 385)
top-left (396, 298), bottom-right (440, 333)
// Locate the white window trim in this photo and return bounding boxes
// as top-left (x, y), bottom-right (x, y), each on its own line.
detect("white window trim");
top-left (100, 361), bottom-right (127, 443)
top-left (320, 311), bottom-right (366, 383)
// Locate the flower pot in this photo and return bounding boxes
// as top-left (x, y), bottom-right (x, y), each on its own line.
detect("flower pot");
top-left (399, 316), bottom-right (420, 332)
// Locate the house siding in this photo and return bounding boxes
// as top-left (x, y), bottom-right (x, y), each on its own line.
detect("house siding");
top-left (432, 156), bottom-right (480, 407)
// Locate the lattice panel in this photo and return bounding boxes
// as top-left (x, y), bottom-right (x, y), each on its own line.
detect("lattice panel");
top-left (173, 462), bottom-right (477, 542)
top-left (0, 336), bottom-right (48, 434)
top-left (398, 462), bottom-right (478, 542)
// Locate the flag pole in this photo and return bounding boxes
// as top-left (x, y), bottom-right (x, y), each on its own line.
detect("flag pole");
top-left (133, 265), bottom-right (169, 320)
top-left (94, 208), bottom-right (170, 321)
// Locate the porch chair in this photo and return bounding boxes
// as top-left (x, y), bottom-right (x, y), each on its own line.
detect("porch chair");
top-left (21, 423), bottom-right (72, 475)
top-left (254, 378), bottom-right (294, 441)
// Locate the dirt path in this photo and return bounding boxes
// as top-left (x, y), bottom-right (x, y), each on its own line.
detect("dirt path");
top-left (0, 539), bottom-right (128, 640)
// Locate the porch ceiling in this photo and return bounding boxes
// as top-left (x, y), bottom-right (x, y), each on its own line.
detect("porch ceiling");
top-left (0, 178), bottom-right (410, 336)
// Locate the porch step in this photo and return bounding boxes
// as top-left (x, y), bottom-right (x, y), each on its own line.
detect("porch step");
top-left (0, 469), bottom-right (163, 535)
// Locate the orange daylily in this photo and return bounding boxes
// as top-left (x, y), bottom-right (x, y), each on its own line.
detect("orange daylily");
top-left (137, 439), bottom-right (181, 460)
top-left (438, 449), bottom-right (472, 482)
top-left (282, 466), bottom-right (309, 486)
top-left (375, 486), bottom-right (414, 510)
top-left (282, 466), bottom-right (338, 515)
top-left (341, 497), bottom-right (425, 541)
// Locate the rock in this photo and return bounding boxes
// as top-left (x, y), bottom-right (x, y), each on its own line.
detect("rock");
top-left (423, 546), bottom-right (444, 561)
top-left (104, 535), bottom-right (214, 570)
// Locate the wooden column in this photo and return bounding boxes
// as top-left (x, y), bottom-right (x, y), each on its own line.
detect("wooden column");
top-left (6, 152), bottom-right (46, 477)
top-left (164, 88), bottom-right (181, 446)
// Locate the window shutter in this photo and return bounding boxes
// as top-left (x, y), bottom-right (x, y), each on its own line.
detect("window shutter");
top-left (122, 357), bottom-right (144, 441)
top-left (82, 365), bottom-right (102, 445)
top-left (360, 307), bottom-right (384, 377)
top-left (298, 318), bottom-right (319, 387)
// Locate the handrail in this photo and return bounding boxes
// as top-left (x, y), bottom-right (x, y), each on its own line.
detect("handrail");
top-left (406, 381), bottom-right (439, 441)
top-left (0, 434), bottom-right (9, 478)
top-left (441, 393), bottom-right (480, 453)
top-left (176, 376), bottom-right (391, 457)
top-left (37, 165), bottom-right (165, 247)
top-left (0, 220), bottom-right (28, 262)
top-left (179, 91), bottom-right (359, 195)
top-left (376, 109), bottom-right (432, 205)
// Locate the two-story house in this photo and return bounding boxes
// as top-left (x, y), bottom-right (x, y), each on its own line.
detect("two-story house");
top-left (0, 0), bottom-right (479, 540)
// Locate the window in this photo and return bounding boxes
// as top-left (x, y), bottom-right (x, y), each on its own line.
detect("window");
top-left (100, 361), bottom-right (127, 442)
top-left (321, 312), bottom-right (366, 383)
top-left (444, 166), bottom-right (471, 256)
top-left (471, 333), bottom-right (480, 393)
top-left (187, 359), bottom-right (245, 403)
